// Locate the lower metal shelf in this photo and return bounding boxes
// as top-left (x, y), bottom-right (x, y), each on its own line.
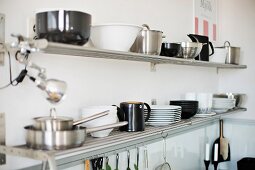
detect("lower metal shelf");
top-left (0, 107), bottom-right (247, 170)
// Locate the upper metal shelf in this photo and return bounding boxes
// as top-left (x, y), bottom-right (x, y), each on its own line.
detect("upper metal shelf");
top-left (0, 107), bottom-right (247, 170)
top-left (41, 42), bottom-right (247, 69)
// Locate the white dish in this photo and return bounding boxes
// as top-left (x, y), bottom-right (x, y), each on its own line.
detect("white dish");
top-left (150, 105), bottom-right (182, 110)
top-left (212, 109), bottom-right (229, 113)
top-left (194, 112), bottom-right (216, 117)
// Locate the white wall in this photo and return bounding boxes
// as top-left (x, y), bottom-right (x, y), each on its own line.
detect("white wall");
top-left (218, 0), bottom-right (255, 120)
top-left (0, 0), bottom-right (254, 169)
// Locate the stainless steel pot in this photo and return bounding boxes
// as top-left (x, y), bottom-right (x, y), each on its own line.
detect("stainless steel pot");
top-left (130, 24), bottom-right (164, 55)
top-left (33, 108), bottom-right (109, 131)
top-left (224, 41), bottom-right (240, 64)
top-left (215, 41), bottom-right (240, 64)
top-left (25, 121), bottom-right (128, 150)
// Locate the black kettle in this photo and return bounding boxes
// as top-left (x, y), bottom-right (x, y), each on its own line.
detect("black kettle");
top-left (187, 34), bottom-right (214, 61)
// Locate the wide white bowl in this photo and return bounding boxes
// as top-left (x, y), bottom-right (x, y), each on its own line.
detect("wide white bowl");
top-left (90, 23), bottom-right (142, 52)
top-left (81, 106), bottom-right (118, 137)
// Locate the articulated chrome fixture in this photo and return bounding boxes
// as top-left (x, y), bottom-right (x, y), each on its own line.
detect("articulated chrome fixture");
top-left (10, 34), bottom-right (67, 104)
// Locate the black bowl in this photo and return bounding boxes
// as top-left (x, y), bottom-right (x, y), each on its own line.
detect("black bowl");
top-left (36, 10), bottom-right (91, 45)
top-left (160, 43), bottom-right (181, 57)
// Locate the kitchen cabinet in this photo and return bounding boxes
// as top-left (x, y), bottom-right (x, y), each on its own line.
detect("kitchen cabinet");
top-left (0, 41), bottom-right (247, 169)
top-left (0, 108), bottom-right (247, 170)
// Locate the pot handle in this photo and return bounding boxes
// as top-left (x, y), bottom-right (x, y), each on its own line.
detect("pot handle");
top-left (86, 121), bottom-right (128, 133)
top-left (112, 105), bottom-right (125, 121)
top-left (142, 24), bottom-right (150, 30)
top-left (50, 108), bottom-right (57, 119)
top-left (144, 103), bottom-right (151, 122)
top-left (224, 41), bottom-right (231, 47)
top-left (209, 41), bottom-right (215, 56)
top-left (73, 110), bottom-right (109, 126)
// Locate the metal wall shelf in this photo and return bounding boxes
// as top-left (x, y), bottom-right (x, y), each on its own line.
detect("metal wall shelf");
top-left (40, 42), bottom-right (247, 69)
top-left (0, 107), bottom-right (247, 170)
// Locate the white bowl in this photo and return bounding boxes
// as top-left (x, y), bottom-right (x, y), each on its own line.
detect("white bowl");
top-left (90, 23), bottom-right (142, 52)
top-left (81, 106), bottom-right (118, 137)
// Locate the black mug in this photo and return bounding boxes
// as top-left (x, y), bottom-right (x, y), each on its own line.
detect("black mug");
top-left (117, 101), bottom-right (151, 132)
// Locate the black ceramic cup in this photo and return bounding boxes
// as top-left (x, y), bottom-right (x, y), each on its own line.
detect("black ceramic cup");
top-left (118, 101), bottom-right (151, 132)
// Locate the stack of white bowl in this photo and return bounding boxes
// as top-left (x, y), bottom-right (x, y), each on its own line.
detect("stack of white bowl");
top-left (212, 98), bottom-right (236, 113)
top-left (80, 106), bottom-right (118, 137)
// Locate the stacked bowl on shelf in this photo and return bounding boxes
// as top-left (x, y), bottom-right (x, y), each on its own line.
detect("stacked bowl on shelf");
top-left (169, 100), bottom-right (199, 119)
top-left (212, 98), bottom-right (236, 113)
top-left (144, 105), bottom-right (181, 126)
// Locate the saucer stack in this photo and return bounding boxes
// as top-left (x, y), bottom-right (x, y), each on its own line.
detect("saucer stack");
top-left (144, 105), bottom-right (181, 126)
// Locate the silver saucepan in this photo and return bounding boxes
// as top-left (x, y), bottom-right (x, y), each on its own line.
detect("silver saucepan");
top-left (33, 108), bottom-right (109, 131)
top-left (25, 121), bottom-right (128, 150)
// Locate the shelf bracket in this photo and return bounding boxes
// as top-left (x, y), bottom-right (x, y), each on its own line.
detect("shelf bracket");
top-left (0, 113), bottom-right (6, 165)
top-left (150, 62), bottom-right (157, 72)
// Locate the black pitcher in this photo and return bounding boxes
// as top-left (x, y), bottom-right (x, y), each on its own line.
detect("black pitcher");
top-left (117, 101), bottom-right (151, 132)
top-left (187, 34), bottom-right (214, 61)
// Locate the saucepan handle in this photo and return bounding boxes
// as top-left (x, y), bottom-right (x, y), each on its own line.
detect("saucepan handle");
top-left (86, 121), bottom-right (128, 133)
top-left (73, 110), bottom-right (109, 126)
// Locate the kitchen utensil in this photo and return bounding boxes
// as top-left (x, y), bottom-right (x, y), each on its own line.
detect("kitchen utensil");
top-left (212, 119), bottom-right (230, 162)
top-left (144, 146), bottom-right (149, 170)
top-left (85, 160), bottom-right (90, 170)
top-left (118, 101), bottom-right (151, 132)
top-left (127, 150), bottom-right (131, 170)
top-left (179, 42), bottom-right (204, 59)
top-left (91, 157), bottom-right (103, 170)
top-left (224, 41), bottom-right (240, 64)
top-left (105, 156), bottom-right (111, 170)
top-left (155, 138), bottom-right (171, 170)
top-left (25, 121), bottom-right (128, 150)
top-left (36, 10), bottom-right (91, 45)
top-left (34, 108), bottom-right (109, 131)
top-left (187, 34), bottom-right (214, 61)
top-left (90, 23), bottom-right (142, 52)
top-left (214, 41), bottom-right (240, 64)
top-left (116, 154), bottom-right (119, 170)
top-left (130, 24), bottom-right (164, 55)
top-left (160, 43), bottom-right (181, 57)
top-left (213, 93), bottom-right (246, 107)
top-left (136, 147), bottom-right (139, 169)
top-left (81, 106), bottom-right (118, 137)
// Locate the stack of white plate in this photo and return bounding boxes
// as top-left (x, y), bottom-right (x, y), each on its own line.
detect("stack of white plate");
top-left (212, 98), bottom-right (236, 113)
top-left (144, 105), bottom-right (181, 126)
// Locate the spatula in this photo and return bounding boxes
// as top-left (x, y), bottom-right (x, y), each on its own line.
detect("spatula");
top-left (212, 119), bottom-right (231, 162)
top-left (219, 120), bottom-right (229, 160)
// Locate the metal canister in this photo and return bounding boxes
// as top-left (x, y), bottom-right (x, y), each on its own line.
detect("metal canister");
top-left (224, 41), bottom-right (240, 64)
top-left (130, 24), bottom-right (164, 55)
